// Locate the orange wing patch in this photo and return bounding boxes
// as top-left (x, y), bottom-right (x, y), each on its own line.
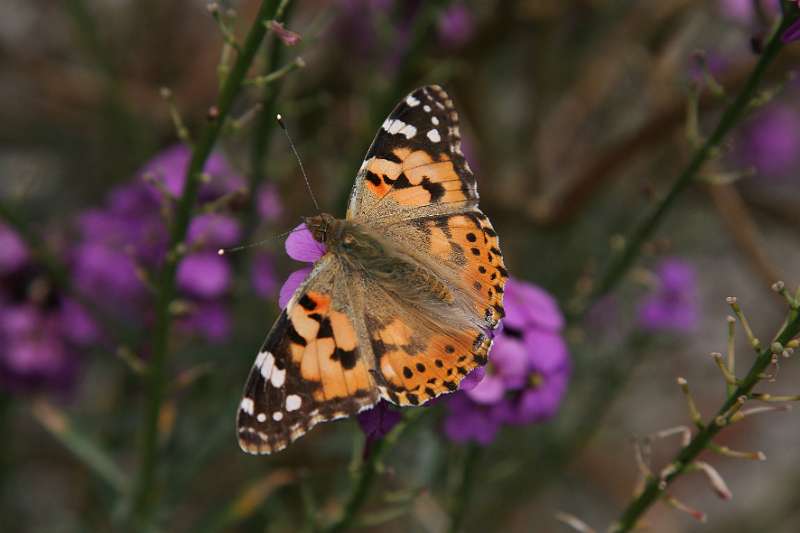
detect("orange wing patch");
top-left (290, 291), bottom-right (372, 402)
top-left (421, 211), bottom-right (507, 328)
top-left (363, 148), bottom-right (469, 208)
top-left (367, 315), bottom-right (492, 406)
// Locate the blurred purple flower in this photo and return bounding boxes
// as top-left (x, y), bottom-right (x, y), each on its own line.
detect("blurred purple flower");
top-left (638, 259), bottom-right (698, 332)
top-left (718, 0), bottom-right (779, 24)
top-left (0, 223), bottom-right (28, 275)
top-left (139, 144), bottom-right (245, 202)
top-left (357, 400), bottom-right (402, 454)
top-left (437, 2), bottom-right (475, 49)
top-left (256, 184), bottom-right (284, 222)
top-left (0, 257), bottom-right (92, 392)
top-left (783, 18), bottom-right (800, 43)
top-left (443, 278), bottom-right (570, 445)
top-left (251, 252), bottom-right (278, 298)
top-left (443, 394), bottom-right (501, 446)
top-left (176, 252), bottom-right (231, 299)
top-left (739, 105), bottom-right (800, 177)
top-left (73, 145), bottom-right (246, 343)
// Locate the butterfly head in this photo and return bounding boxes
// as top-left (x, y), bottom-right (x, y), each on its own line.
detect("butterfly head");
top-left (303, 212), bottom-right (342, 246)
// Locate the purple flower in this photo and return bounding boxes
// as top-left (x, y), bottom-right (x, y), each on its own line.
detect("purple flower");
top-left (256, 184), bottom-right (284, 222)
top-left (73, 146), bottom-right (246, 343)
top-left (738, 105), bottom-right (800, 177)
top-left (251, 252), bottom-right (278, 298)
top-left (783, 18), bottom-right (800, 43)
top-left (176, 252), bottom-right (231, 299)
top-left (638, 258), bottom-right (698, 332)
top-left (718, 0), bottom-right (779, 24)
top-left (0, 276), bottom-right (91, 392)
top-left (437, 2), bottom-right (475, 49)
top-left (357, 400), bottom-right (402, 454)
top-left (443, 278), bottom-right (570, 445)
top-left (139, 144), bottom-right (245, 202)
top-left (278, 223), bottom-right (326, 307)
top-left (443, 394), bottom-right (501, 446)
top-left (0, 224), bottom-right (28, 275)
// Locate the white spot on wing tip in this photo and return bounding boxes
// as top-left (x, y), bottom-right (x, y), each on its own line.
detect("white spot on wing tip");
top-left (240, 398), bottom-right (255, 415)
top-left (427, 129), bottom-right (441, 143)
top-left (270, 367), bottom-right (286, 388)
top-left (260, 352), bottom-right (275, 379)
top-left (286, 394), bottom-right (302, 411)
top-left (406, 94), bottom-right (420, 107)
top-left (257, 413), bottom-right (266, 422)
top-left (272, 411), bottom-right (284, 421)
top-left (423, 105), bottom-right (431, 112)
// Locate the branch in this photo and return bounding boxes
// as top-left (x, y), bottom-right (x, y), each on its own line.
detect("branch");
top-left (570, 7), bottom-right (800, 319)
top-left (610, 303), bottom-right (800, 532)
top-left (129, 0), bottom-right (283, 526)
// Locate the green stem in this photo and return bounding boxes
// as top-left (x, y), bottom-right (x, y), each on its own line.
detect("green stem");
top-left (611, 306), bottom-right (800, 532)
top-left (574, 8), bottom-right (798, 319)
top-left (129, 0), bottom-right (281, 526)
top-left (447, 444), bottom-right (481, 533)
top-left (323, 411), bottom-right (421, 533)
top-left (245, 0), bottom-right (295, 239)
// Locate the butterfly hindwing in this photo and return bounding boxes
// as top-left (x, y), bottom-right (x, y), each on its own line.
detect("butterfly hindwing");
top-left (347, 85), bottom-right (478, 221)
top-left (237, 264), bottom-right (379, 455)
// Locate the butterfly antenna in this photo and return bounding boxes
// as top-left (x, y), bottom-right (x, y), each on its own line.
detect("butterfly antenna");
top-left (217, 226), bottom-right (305, 256)
top-left (277, 113), bottom-right (321, 213)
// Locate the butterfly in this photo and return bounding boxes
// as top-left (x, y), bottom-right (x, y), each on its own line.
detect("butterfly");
top-left (237, 85), bottom-right (507, 454)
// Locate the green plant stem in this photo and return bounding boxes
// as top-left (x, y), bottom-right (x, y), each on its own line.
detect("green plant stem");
top-left (574, 9), bottom-right (798, 320)
top-left (447, 444), bottom-right (481, 533)
top-left (323, 411), bottom-right (422, 533)
top-left (611, 306), bottom-right (800, 532)
top-left (245, 0), bottom-right (295, 239)
top-left (129, 0), bottom-right (281, 526)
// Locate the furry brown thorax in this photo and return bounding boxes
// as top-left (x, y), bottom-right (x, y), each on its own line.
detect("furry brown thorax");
top-left (303, 213), bottom-right (454, 304)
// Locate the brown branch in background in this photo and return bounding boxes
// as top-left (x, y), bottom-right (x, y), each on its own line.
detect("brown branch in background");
top-left (525, 49), bottom-right (800, 227)
top-left (706, 182), bottom-right (784, 288)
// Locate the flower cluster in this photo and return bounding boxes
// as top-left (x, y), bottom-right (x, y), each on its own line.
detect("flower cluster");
top-left (72, 144), bottom-right (277, 343)
top-left (0, 224), bottom-right (95, 392)
top-left (443, 278), bottom-right (571, 445)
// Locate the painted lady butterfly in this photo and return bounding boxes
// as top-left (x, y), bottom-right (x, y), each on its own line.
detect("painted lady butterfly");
top-left (237, 85), bottom-right (507, 454)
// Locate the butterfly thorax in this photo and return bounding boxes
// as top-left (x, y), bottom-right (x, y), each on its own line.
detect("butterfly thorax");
top-left (304, 213), bottom-right (454, 305)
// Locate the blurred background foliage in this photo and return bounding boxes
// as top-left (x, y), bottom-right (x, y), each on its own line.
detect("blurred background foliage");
top-left (2, 0), bottom-right (800, 532)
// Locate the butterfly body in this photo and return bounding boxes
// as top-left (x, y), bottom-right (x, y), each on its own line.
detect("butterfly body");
top-left (238, 86), bottom-right (507, 455)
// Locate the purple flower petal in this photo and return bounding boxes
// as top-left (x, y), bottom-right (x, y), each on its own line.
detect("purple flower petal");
top-left (357, 401), bottom-right (401, 440)
top-left (437, 2), bottom-right (475, 48)
top-left (58, 299), bottom-right (98, 345)
top-left (176, 252), bottom-right (231, 298)
top-left (257, 184), bottom-right (283, 222)
top-left (458, 366), bottom-right (486, 391)
top-left (466, 373), bottom-right (506, 404)
top-left (0, 224), bottom-right (28, 275)
top-left (180, 301), bottom-right (231, 343)
top-left (187, 214), bottom-right (241, 249)
top-left (279, 267), bottom-right (313, 308)
top-left (503, 278), bottom-right (564, 332)
top-left (285, 223), bottom-right (325, 263)
top-left (443, 394), bottom-right (501, 445)
top-left (783, 18), bottom-right (800, 43)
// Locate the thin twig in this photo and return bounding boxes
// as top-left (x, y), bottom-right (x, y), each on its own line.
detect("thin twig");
top-left (611, 305), bottom-right (800, 532)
